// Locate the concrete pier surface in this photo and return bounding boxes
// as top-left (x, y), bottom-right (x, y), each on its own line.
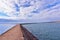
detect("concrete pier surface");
top-left (0, 24), bottom-right (38, 40)
top-left (0, 24), bottom-right (24, 40)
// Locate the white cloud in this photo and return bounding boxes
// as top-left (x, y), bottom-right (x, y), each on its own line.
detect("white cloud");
top-left (0, 0), bottom-right (60, 22)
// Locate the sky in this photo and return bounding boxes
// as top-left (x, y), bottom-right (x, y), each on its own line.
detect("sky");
top-left (0, 0), bottom-right (60, 22)
top-left (0, 0), bottom-right (60, 35)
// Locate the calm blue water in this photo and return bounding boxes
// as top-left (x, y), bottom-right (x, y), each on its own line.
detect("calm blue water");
top-left (23, 22), bottom-right (60, 40)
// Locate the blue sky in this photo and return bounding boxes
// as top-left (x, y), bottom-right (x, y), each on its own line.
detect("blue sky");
top-left (0, 0), bottom-right (60, 23)
top-left (0, 0), bottom-right (60, 35)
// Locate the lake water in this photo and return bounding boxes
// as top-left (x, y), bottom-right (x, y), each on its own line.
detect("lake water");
top-left (23, 22), bottom-right (60, 40)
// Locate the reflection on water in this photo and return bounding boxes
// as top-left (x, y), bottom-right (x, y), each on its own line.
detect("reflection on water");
top-left (23, 22), bottom-right (60, 40)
